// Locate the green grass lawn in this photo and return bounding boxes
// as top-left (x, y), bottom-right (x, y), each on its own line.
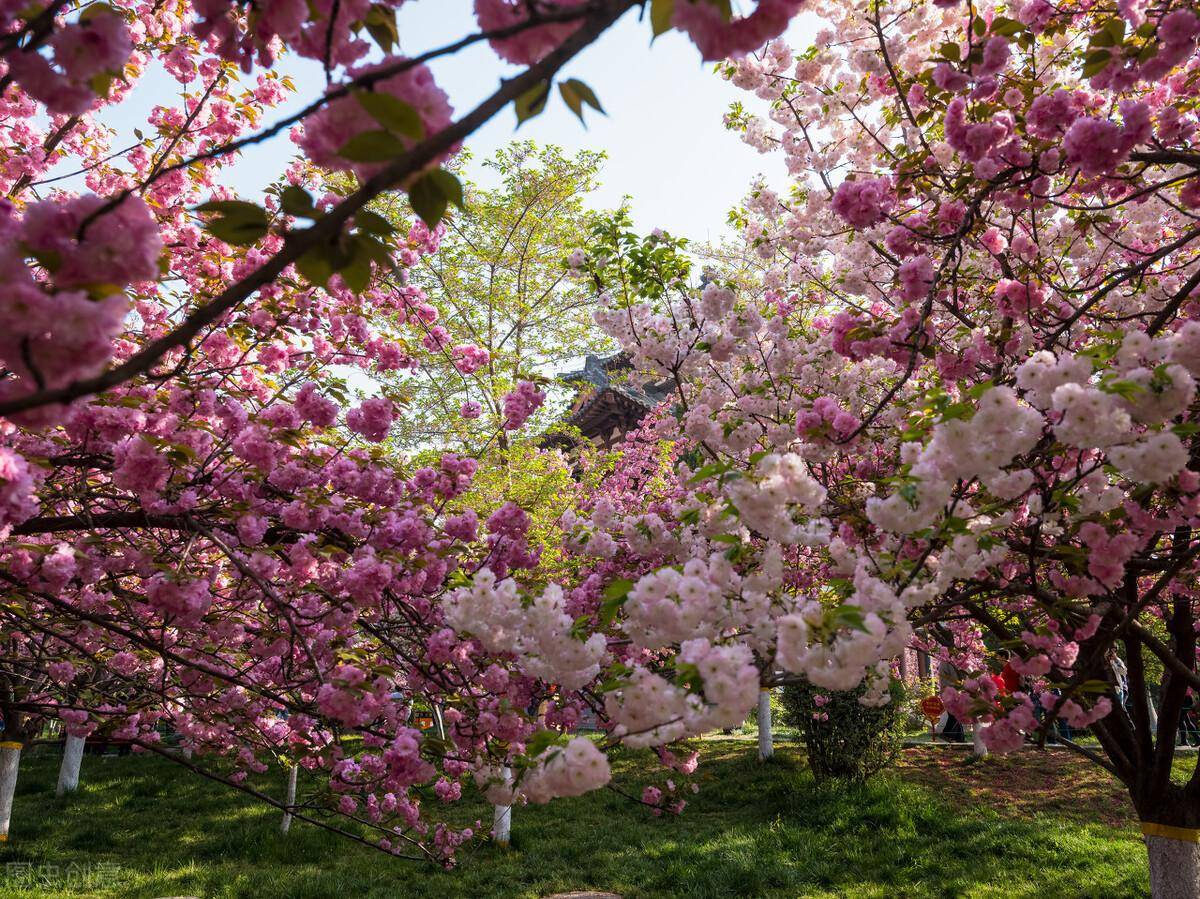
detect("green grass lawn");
top-left (0, 738), bottom-right (1148, 898)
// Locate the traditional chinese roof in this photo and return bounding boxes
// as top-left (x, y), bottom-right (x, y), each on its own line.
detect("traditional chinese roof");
top-left (544, 353), bottom-right (669, 448)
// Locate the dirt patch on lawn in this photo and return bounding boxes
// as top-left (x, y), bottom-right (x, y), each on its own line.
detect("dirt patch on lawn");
top-left (896, 749), bottom-right (1138, 828)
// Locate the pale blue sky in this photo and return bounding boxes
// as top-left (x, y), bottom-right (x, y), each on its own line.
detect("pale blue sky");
top-left (100, 2), bottom-right (819, 243)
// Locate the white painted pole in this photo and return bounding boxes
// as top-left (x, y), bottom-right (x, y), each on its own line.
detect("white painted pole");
top-left (1148, 685), bottom-right (1159, 735)
top-left (56, 733), bottom-right (85, 797)
top-left (0, 742), bottom-right (21, 843)
top-left (757, 688), bottom-right (774, 761)
top-left (971, 724), bottom-right (989, 758)
top-left (492, 766), bottom-right (512, 847)
top-left (281, 763), bottom-right (298, 835)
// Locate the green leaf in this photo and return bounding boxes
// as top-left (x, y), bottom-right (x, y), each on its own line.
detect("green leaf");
top-left (88, 71), bottom-right (116, 99)
top-left (687, 461), bottom-right (729, 484)
top-left (990, 16), bottom-right (1024, 37)
top-left (339, 244), bottom-right (374, 293)
top-left (939, 41), bottom-right (961, 62)
top-left (354, 209), bottom-right (396, 235)
top-left (1081, 48), bottom-right (1113, 78)
top-left (364, 3), bottom-right (399, 52)
top-left (404, 169), bottom-right (464, 228)
top-left (964, 379), bottom-right (995, 400)
top-left (425, 169), bottom-right (466, 211)
top-left (829, 604), bottom-right (868, 633)
top-left (337, 129), bottom-right (407, 163)
top-left (355, 91), bottom-right (424, 140)
top-left (1099, 378), bottom-right (1145, 400)
top-left (525, 729), bottom-right (568, 758)
top-left (80, 3), bottom-right (120, 23)
top-left (1090, 17), bottom-right (1125, 48)
top-left (196, 200), bottom-right (270, 246)
top-left (206, 218), bottom-right (266, 247)
top-left (196, 200), bottom-right (265, 217)
top-left (409, 171), bottom-right (449, 227)
top-left (515, 80), bottom-right (551, 126)
top-left (296, 248), bottom-right (334, 287)
top-left (598, 578), bottom-right (635, 627)
top-left (279, 186), bottom-right (316, 218)
top-left (602, 578), bottom-right (635, 602)
top-left (559, 78), bottom-right (606, 125)
top-left (674, 661), bottom-right (704, 694)
top-left (354, 233), bottom-right (393, 267)
top-left (939, 401), bottom-right (974, 422)
top-left (650, 0), bottom-right (675, 36)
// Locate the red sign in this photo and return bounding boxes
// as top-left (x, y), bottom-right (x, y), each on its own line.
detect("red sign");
top-left (919, 696), bottom-right (945, 724)
top-left (414, 716), bottom-right (434, 730)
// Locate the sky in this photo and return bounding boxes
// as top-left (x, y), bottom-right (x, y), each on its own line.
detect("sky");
top-left (101, 2), bottom-right (820, 246)
top-left (386, 2), bottom-right (822, 243)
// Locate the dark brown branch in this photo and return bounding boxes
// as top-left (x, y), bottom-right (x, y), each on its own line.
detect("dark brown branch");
top-left (0, 0), bottom-right (636, 418)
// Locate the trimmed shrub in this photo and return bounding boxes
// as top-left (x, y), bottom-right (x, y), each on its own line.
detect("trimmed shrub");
top-left (780, 678), bottom-right (904, 781)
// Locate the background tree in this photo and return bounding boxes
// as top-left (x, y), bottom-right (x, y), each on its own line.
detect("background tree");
top-left (367, 142), bottom-right (617, 454)
top-left (0, 0), bottom-right (812, 862)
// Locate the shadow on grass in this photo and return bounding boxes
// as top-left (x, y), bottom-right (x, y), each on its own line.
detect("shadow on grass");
top-left (0, 742), bottom-right (1146, 899)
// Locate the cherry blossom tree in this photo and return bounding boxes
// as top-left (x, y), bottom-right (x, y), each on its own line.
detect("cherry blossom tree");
top-left (526, 0), bottom-right (1200, 893)
top-left (0, 0), bottom-right (808, 863)
top-left (15, 0), bottom-right (1200, 893)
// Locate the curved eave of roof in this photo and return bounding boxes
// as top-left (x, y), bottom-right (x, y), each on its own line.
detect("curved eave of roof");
top-left (567, 387), bottom-right (655, 432)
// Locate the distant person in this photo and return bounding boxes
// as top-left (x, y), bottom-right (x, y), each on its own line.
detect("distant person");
top-left (1106, 647), bottom-right (1128, 710)
top-left (937, 658), bottom-right (965, 743)
top-left (999, 655), bottom-right (1021, 695)
top-left (1181, 689), bottom-right (1200, 747)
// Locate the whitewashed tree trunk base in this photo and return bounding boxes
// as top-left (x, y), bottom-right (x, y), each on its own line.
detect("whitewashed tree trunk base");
top-left (281, 764), bottom-right (298, 836)
top-left (757, 689), bottom-right (773, 761)
top-left (492, 766), bottom-right (512, 847)
top-left (971, 725), bottom-right (989, 758)
top-left (1147, 833), bottom-right (1200, 899)
top-left (56, 734), bottom-right (85, 797)
top-left (0, 744), bottom-right (21, 843)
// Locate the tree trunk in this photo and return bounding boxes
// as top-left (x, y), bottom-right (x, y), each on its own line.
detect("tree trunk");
top-left (492, 766), bottom-right (512, 847)
top-left (56, 734), bottom-right (85, 797)
top-left (971, 724), bottom-right (989, 758)
top-left (281, 764), bottom-right (298, 836)
top-left (757, 689), bottom-right (774, 761)
top-left (1147, 831), bottom-right (1200, 899)
top-left (0, 743), bottom-right (20, 843)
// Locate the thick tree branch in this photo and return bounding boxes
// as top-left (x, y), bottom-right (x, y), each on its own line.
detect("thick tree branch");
top-left (0, 0), bottom-right (637, 418)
